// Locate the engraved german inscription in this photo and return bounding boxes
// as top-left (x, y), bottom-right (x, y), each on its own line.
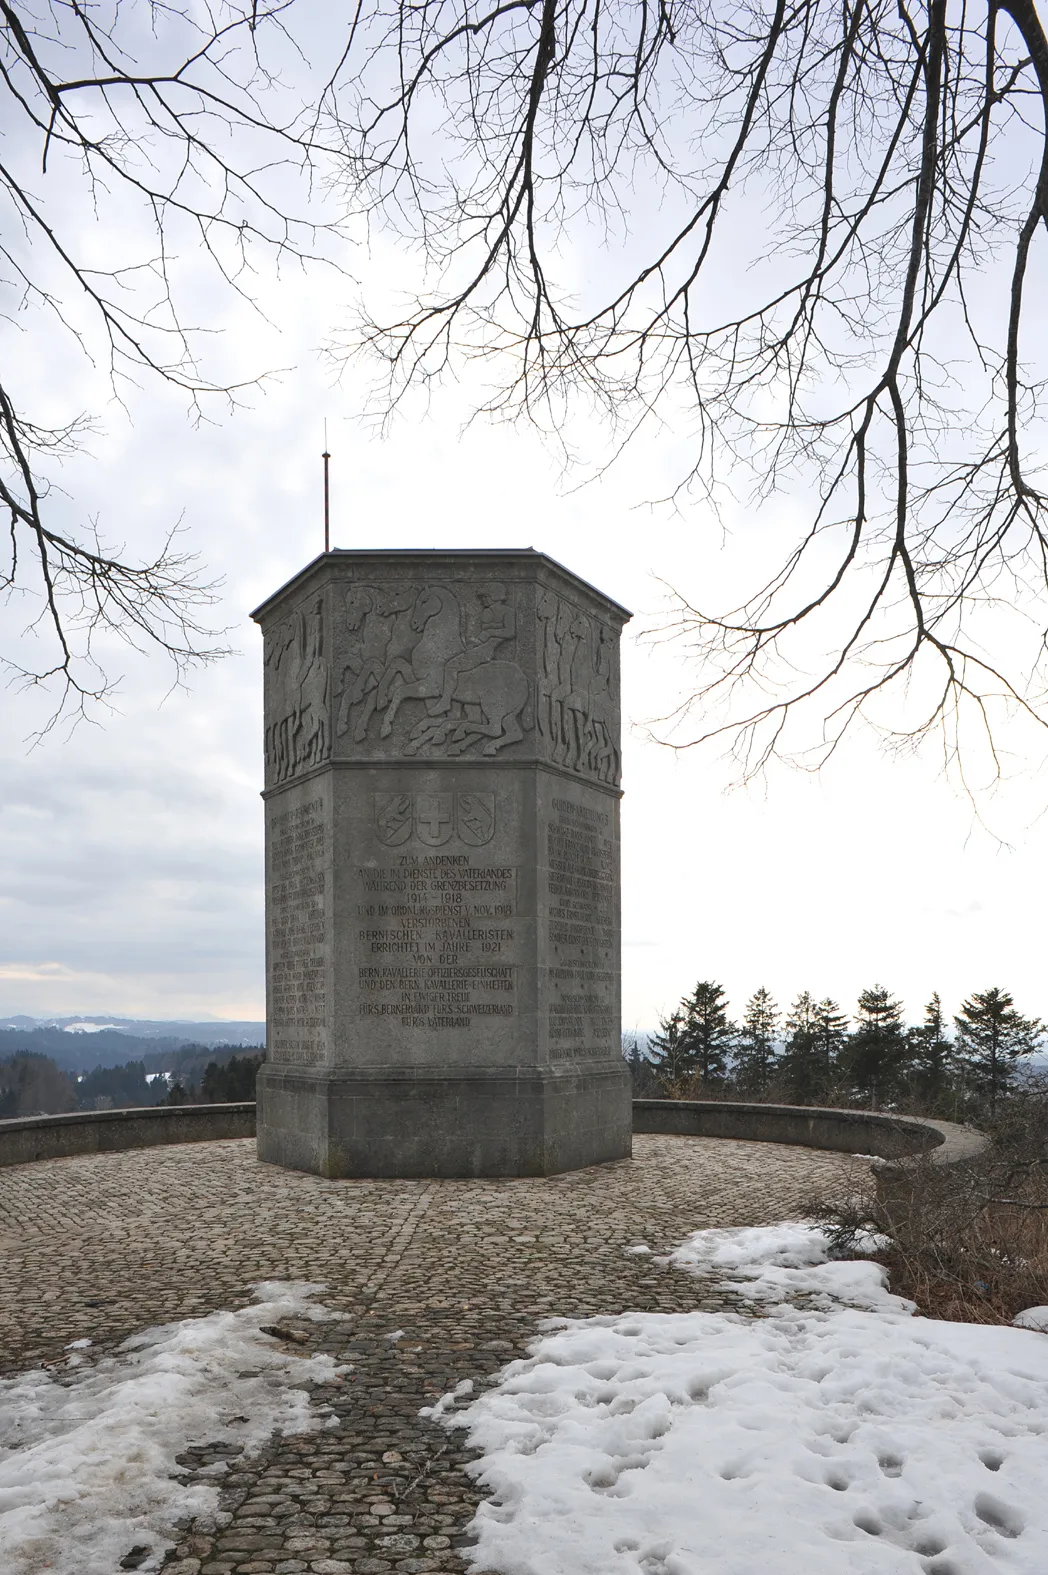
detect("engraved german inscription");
top-left (547, 796), bottom-right (617, 1057)
top-left (268, 796), bottom-right (327, 1064)
top-left (354, 852), bottom-right (518, 1030)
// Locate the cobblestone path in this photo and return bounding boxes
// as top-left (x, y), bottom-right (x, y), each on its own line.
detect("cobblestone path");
top-left (0, 1134), bottom-right (868, 1575)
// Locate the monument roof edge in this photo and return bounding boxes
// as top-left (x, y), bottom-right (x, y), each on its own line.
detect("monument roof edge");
top-left (249, 548), bottom-right (632, 623)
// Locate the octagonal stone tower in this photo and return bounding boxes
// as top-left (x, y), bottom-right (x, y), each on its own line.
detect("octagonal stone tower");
top-left (252, 549), bottom-right (631, 1177)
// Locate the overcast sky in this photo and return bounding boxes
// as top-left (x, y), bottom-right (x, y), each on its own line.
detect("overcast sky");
top-left (2, 8), bottom-right (1047, 1034)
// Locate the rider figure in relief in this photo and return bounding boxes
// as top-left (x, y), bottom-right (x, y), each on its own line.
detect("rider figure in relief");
top-left (435, 584), bottom-right (515, 714)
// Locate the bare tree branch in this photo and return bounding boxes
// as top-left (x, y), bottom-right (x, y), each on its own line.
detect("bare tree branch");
top-left (0, 0), bottom-right (341, 719)
top-left (322, 0), bottom-right (1048, 780)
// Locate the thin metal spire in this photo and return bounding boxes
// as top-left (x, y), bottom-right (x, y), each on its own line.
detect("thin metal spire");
top-left (322, 419), bottom-right (331, 553)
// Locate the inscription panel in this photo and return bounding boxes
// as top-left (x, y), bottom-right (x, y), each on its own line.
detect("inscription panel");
top-left (544, 793), bottom-right (618, 1058)
top-left (353, 850), bottom-right (519, 1032)
top-left (267, 793), bottom-right (329, 1065)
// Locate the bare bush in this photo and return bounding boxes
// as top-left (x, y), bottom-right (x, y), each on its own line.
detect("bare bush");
top-left (813, 1082), bottom-right (1048, 1323)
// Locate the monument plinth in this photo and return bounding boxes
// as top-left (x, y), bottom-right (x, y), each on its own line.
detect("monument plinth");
top-left (253, 549), bottom-right (631, 1177)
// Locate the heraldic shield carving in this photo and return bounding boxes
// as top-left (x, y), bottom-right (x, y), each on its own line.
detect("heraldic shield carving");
top-left (374, 791), bottom-right (495, 847)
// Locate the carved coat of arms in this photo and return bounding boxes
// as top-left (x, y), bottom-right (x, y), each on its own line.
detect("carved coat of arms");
top-left (456, 792), bottom-right (495, 845)
top-left (374, 792), bottom-right (495, 847)
top-left (375, 792), bottom-right (413, 846)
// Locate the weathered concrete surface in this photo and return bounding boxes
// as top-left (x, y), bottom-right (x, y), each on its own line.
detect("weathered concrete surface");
top-left (0, 1098), bottom-right (984, 1172)
top-left (254, 550), bottom-right (632, 1178)
top-left (0, 1133), bottom-right (867, 1575)
top-left (632, 1099), bottom-right (984, 1165)
top-left (0, 1103), bottom-right (256, 1167)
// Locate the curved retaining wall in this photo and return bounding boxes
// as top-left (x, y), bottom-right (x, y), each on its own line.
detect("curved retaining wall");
top-left (0, 1103), bottom-right (256, 1167)
top-left (0, 1098), bottom-right (983, 1171)
top-left (631, 1099), bottom-right (985, 1168)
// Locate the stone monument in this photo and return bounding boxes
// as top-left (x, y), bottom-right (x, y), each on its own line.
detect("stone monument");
top-left (253, 549), bottom-right (631, 1177)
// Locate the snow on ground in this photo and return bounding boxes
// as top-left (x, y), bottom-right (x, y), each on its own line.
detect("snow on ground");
top-left (437, 1225), bottom-right (1048, 1575)
top-left (668, 1220), bottom-right (907, 1312)
top-left (0, 1281), bottom-right (344, 1575)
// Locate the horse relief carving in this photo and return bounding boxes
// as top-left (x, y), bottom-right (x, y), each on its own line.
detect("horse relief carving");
top-left (537, 590), bottom-right (620, 785)
top-left (336, 583), bottom-right (531, 757)
top-left (264, 595), bottom-right (332, 784)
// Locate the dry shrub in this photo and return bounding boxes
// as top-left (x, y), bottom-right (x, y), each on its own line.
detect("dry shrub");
top-left (812, 1081), bottom-right (1048, 1325)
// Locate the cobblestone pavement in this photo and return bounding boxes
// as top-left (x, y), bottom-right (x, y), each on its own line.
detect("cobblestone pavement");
top-left (0, 1135), bottom-right (868, 1575)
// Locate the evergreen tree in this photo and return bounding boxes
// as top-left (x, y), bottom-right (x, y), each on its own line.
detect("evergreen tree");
top-left (679, 981), bottom-right (736, 1087)
top-left (780, 992), bottom-right (823, 1105)
top-left (954, 988), bottom-right (1043, 1115)
top-left (733, 987), bottom-right (780, 1095)
top-left (0, 1053), bottom-right (77, 1118)
top-left (848, 986), bottom-right (909, 1109)
top-left (201, 1053), bottom-right (264, 1103)
top-left (76, 1060), bottom-right (155, 1111)
top-left (647, 1010), bottom-right (692, 1093)
top-left (906, 993), bottom-right (954, 1108)
top-left (812, 999), bottom-right (849, 1093)
top-left (622, 1032), bottom-right (658, 1096)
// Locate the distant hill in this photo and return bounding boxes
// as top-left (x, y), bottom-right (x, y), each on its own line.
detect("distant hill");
top-left (0, 1017), bottom-right (265, 1074)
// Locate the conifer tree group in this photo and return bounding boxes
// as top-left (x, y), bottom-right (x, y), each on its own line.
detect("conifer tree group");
top-left (638, 982), bottom-right (1044, 1115)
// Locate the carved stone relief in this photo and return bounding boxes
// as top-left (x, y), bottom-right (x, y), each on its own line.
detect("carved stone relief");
top-left (263, 577), bottom-right (620, 783)
top-left (264, 594), bottom-right (332, 785)
top-left (536, 590), bottom-right (620, 785)
top-left (335, 582), bottom-right (531, 758)
top-left (375, 790), bottom-right (496, 847)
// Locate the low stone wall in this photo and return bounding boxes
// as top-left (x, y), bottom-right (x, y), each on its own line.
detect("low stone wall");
top-left (0, 1103), bottom-right (256, 1167)
top-left (631, 1098), bottom-right (985, 1168)
top-left (0, 1097), bottom-right (983, 1172)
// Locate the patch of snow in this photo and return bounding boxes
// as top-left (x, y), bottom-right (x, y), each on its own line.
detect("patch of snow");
top-left (421, 1378), bottom-right (474, 1421)
top-left (1014, 1306), bottom-right (1048, 1333)
top-left (431, 1224), bottom-right (1048, 1574)
top-left (0, 1281), bottom-right (345, 1575)
top-left (670, 1220), bottom-right (907, 1313)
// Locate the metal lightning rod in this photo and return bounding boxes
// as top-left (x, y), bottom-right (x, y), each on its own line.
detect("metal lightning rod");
top-left (322, 420), bottom-right (331, 553)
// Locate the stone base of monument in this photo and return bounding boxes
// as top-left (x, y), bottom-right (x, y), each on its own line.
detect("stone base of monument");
top-left (256, 1063), bottom-right (631, 1179)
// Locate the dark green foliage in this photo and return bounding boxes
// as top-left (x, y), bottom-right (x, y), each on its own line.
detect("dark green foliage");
top-left (200, 1054), bottom-right (264, 1103)
top-left (0, 1053), bottom-right (77, 1118)
top-left (622, 1032), bottom-right (658, 1095)
top-left (647, 977), bottom-right (1045, 1119)
top-left (906, 993), bottom-right (954, 1107)
top-left (780, 992), bottom-right (825, 1104)
top-left (733, 987), bottom-right (779, 1094)
top-left (811, 998), bottom-right (849, 1094)
top-left (154, 1043), bottom-right (266, 1098)
top-left (647, 1010), bottom-right (691, 1092)
top-left (847, 986), bottom-right (909, 1108)
top-left (0, 1026), bottom-right (262, 1075)
top-left (160, 1052), bottom-right (264, 1104)
top-left (76, 1061), bottom-right (160, 1111)
top-left (954, 988), bottom-right (1043, 1114)
top-left (0, 1026), bottom-right (182, 1072)
top-left (679, 981), bottom-right (736, 1087)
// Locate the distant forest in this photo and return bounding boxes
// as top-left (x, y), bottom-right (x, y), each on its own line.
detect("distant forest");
top-left (628, 982), bottom-right (1045, 1118)
top-left (0, 1037), bottom-right (265, 1119)
top-left (0, 1024), bottom-right (263, 1074)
